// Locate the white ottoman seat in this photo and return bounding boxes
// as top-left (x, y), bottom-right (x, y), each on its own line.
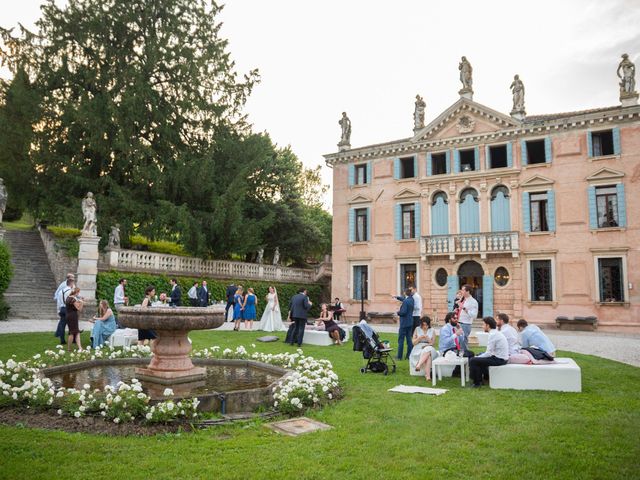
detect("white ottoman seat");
top-left (302, 328), bottom-right (349, 346)
top-left (489, 358), bottom-right (581, 392)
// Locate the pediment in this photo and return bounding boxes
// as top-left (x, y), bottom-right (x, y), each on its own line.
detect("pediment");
top-left (412, 98), bottom-right (520, 142)
top-left (586, 167), bottom-right (625, 182)
top-left (520, 174), bottom-right (555, 189)
top-left (348, 194), bottom-right (373, 205)
top-left (393, 188), bottom-right (421, 200)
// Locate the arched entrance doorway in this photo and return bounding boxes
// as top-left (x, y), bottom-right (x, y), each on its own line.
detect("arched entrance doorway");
top-left (457, 260), bottom-right (484, 317)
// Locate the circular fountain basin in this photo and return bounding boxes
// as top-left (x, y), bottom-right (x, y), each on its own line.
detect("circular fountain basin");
top-left (117, 305), bottom-right (226, 384)
top-left (42, 358), bottom-right (291, 414)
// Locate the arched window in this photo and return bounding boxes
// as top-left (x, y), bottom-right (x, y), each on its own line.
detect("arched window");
top-left (430, 192), bottom-right (449, 235)
top-left (490, 185), bottom-right (511, 232)
top-left (459, 188), bottom-right (480, 233)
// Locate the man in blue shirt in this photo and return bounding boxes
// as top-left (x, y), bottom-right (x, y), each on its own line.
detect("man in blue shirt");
top-left (396, 289), bottom-right (414, 360)
top-left (517, 319), bottom-right (556, 357)
top-left (438, 312), bottom-right (468, 355)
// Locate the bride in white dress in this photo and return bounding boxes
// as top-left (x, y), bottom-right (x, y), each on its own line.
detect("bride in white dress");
top-left (258, 286), bottom-right (285, 332)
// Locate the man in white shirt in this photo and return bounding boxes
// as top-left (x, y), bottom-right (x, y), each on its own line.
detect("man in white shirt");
top-left (469, 316), bottom-right (509, 388)
top-left (54, 278), bottom-right (74, 344)
top-left (54, 273), bottom-right (75, 304)
top-left (188, 281), bottom-right (199, 307)
top-left (113, 278), bottom-right (128, 311)
top-left (411, 287), bottom-right (422, 328)
top-left (458, 284), bottom-right (478, 338)
top-left (497, 313), bottom-right (521, 356)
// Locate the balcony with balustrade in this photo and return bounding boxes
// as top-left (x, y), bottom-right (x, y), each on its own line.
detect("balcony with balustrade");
top-left (421, 231), bottom-right (520, 260)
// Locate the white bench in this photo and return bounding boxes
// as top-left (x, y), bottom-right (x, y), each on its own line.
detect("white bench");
top-left (302, 328), bottom-right (349, 346)
top-left (489, 358), bottom-right (582, 392)
top-left (108, 328), bottom-right (138, 348)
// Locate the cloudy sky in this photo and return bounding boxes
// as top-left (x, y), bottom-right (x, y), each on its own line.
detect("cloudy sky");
top-left (3, 0), bottom-right (640, 207)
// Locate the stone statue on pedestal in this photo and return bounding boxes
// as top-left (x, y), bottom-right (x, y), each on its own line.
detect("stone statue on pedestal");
top-left (256, 247), bottom-right (264, 264)
top-left (458, 56), bottom-right (473, 96)
top-left (0, 179), bottom-right (7, 225)
top-left (510, 74), bottom-right (526, 118)
top-left (81, 192), bottom-right (97, 237)
top-left (413, 95), bottom-right (426, 131)
top-left (108, 224), bottom-right (121, 248)
top-left (272, 247), bottom-right (280, 266)
top-left (338, 112), bottom-right (351, 150)
top-left (617, 54), bottom-right (637, 99)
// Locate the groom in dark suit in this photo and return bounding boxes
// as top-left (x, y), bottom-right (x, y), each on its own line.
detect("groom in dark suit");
top-left (225, 283), bottom-right (237, 321)
top-left (169, 278), bottom-right (182, 306)
top-left (288, 287), bottom-right (312, 347)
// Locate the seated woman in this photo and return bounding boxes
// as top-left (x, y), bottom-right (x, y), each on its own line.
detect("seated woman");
top-left (90, 299), bottom-right (118, 348)
top-left (138, 286), bottom-right (158, 345)
top-left (409, 316), bottom-right (439, 381)
top-left (316, 303), bottom-right (343, 345)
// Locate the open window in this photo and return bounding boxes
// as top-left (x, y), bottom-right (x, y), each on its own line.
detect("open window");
top-left (488, 145), bottom-right (508, 169)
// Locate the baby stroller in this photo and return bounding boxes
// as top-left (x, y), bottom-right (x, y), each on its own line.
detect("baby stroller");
top-left (352, 322), bottom-right (396, 375)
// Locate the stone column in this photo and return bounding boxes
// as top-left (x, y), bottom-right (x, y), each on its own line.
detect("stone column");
top-left (77, 235), bottom-right (100, 305)
top-left (105, 247), bottom-right (119, 268)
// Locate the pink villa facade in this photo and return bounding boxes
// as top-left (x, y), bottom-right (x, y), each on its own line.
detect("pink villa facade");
top-left (325, 62), bottom-right (640, 331)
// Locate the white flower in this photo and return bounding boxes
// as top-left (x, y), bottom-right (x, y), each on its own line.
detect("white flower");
top-left (137, 393), bottom-right (146, 400)
top-left (163, 388), bottom-right (174, 397)
top-left (56, 391), bottom-right (64, 398)
top-left (83, 384), bottom-right (90, 390)
top-left (57, 409), bottom-right (62, 415)
top-left (74, 411), bottom-right (81, 418)
top-left (114, 418), bottom-right (120, 424)
top-left (146, 412), bottom-right (153, 420)
top-left (166, 402), bottom-right (174, 411)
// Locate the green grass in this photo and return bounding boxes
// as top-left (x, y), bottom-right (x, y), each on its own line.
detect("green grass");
top-left (0, 331), bottom-right (639, 480)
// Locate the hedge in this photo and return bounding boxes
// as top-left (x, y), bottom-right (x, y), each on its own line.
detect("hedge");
top-left (0, 241), bottom-right (13, 320)
top-left (96, 271), bottom-right (323, 319)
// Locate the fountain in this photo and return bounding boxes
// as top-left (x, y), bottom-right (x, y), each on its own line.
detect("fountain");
top-left (117, 305), bottom-right (225, 384)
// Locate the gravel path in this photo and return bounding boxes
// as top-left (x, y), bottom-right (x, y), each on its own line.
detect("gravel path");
top-left (1, 319), bottom-right (638, 367)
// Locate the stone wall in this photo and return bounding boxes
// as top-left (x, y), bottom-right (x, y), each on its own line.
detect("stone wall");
top-left (38, 226), bottom-right (78, 285)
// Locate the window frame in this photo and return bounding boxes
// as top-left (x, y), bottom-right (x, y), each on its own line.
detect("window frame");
top-left (525, 138), bottom-right (547, 165)
top-left (529, 192), bottom-right (549, 232)
top-left (398, 262), bottom-right (418, 293)
top-left (399, 155), bottom-right (416, 179)
top-left (527, 257), bottom-right (555, 303)
top-left (595, 185), bottom-right (619, 228)
top-left (431, 152), bottom-right (448, 175)
top-left (459, 148), bottom-right (476, 172)
top-left (488, 144), bottom-right (508, 169)
top-left (591, 130), bottom-right (615, 157)
top-left (352, 264), bottom-right (370, 301)
top-left (593, 254), bottom-right (628, 304)
top-left (354, 163), bottom-right (368, 185)
top-left (400, 203), bottom-right (416, 240)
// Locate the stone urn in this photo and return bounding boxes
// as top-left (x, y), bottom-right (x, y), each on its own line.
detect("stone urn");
top-left (117, 305), bottom-right (225, 384)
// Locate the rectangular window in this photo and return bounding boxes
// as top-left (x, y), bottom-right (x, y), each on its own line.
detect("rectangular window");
top-left (598, 257), bottom-right (624, 302)
top-left (529, 192), bottom-right (548, 232)
top-left (431, 153), bottom-right (447, 175)
top-left (400, 264), bottom-right (417, 291)
top-left (488, 145), bottom-right (507, 169)
top-left (354, 164), bottom-right (367, 185)
top-left (355, 208), bottom-right (368, 242)
top-left (592, 130), bottom-right (614, 157)
top-left (353, 265), bottom-right (369, 300)
top-left (401, 204), bottom-right (415, 239)
top-left (595, 186), bottom-right (619, 228)
top-left (460, 149), bottom-right (476, 171)
top-left (400, 156), bottom-right (415, 178)
top-left (530, 260), bottom-right (552, 301)
top-left (525, 139), bottom-right (546, 164)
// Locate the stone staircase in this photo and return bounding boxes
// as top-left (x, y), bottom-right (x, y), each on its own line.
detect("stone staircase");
top-left (3, 229), bottom-right (59, 320)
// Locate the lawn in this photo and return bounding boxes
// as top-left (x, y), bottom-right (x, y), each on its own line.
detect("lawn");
top-left (0, 330), bottom-right (639, 480)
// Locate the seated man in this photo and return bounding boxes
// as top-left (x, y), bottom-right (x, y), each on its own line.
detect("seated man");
top-left (496, 313), bottom-right (520, 356)
top-left (469, 316), bottom-right (509, 388)
top-left (517, 319), bottom-right (556, 357)
top-left (438, 312), bottom-right (468, 355)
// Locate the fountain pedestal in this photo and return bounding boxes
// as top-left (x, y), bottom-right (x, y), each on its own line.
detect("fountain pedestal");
top-left (117, 305), bottom-right (225, 385)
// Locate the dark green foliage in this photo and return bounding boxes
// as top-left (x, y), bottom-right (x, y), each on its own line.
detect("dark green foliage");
top-left (2, 206), bottom-right (23, 223)
top-left (96, 271), bottom-right (322, 318)
top-left (0, 241), bottom-right (13, 294)
top-left (0, 296), bottom-right (9, 321)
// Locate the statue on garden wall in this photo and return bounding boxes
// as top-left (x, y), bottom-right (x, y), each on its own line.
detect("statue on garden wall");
top-left (81, 192), bottom-right (98, 237)
top-left (272, 247), bottom-right (280, 266)
top-left (256, 247), bottom-right (264, 264)
top-left (0, 178), bottom-right (7, 225)
top-left (108, 224), bottom-right (121, 248)
top-left (617, 53), bottom-right (637, 97)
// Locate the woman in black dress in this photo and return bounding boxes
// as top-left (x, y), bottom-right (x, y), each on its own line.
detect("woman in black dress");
top-left (317, 303), bottom-right (343, 345)
top-left (65, 287), bottom-right (84, 351)
top-left (138, 286), bottom-right (158, 345)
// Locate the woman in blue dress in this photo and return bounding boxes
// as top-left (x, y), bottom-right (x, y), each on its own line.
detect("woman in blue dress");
top-left (242, 287), bottom-right (257, 330)
top-left (233, 287), bottom-right (244, 331)
top-left (91, 300), bottom-right (118, 348)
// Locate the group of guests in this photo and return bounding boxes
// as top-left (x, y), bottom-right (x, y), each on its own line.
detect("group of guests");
top-left (396, 283), bottom-right (557, 387)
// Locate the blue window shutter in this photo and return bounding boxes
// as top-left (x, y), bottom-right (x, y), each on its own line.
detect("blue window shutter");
top-left (431, 196), bottom-right (449, 235)
top-left (445, 150), bottom-right (451, 174)
top-left (393, 158), bottom-right (400, 179)
top-left (394, 204), bottom-right (402, 240)
top-left (491, 190), bottom-right (511, 232)
top-left (546, 190), bottom-right (556, 232)
top-left (588, 186), bottom-right (598, 229)
top-left (485, 145), bottom-right (491, 169)
top-left (616, 183), bottom-right (627, 227)
top-left (366, 161), bottom-right (372, 184)
top-left (447, 276), bottom-right (458, 311)
top-left (506, 142), bottom-right (513, 167)
top-left (587, 131), bottom-right (593, 158)
top-left (613, 127), bottom-right (621, 155)
top-left (453, 149), bottom-right (460, 173)
top-left (544, 137), bottom-right (552, 163)
top-left (474, 146), bottom-right (480, 171)
top-left (521, 140), bottom-right (528, 165)
top-left (413, 156), bottom-right (418, 178)
top-left (366, 207), bottom-right (371, 240)
top-left (459, 191), bottom-right (480, 234)
top-left (482, 275), bottom-right (494, 318)
top-left (348, 164), bottom-right (355, 186)
top-left (522, 192), bottom-right (531, 233)
top-left (426, 153), bottom-right (432, 176)
top-left (348, 208), bottom-right (355, 242)
top-left (414, 202), bottom-right (421, 238)
top-left (353, 266), bottom-right (362, 300)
